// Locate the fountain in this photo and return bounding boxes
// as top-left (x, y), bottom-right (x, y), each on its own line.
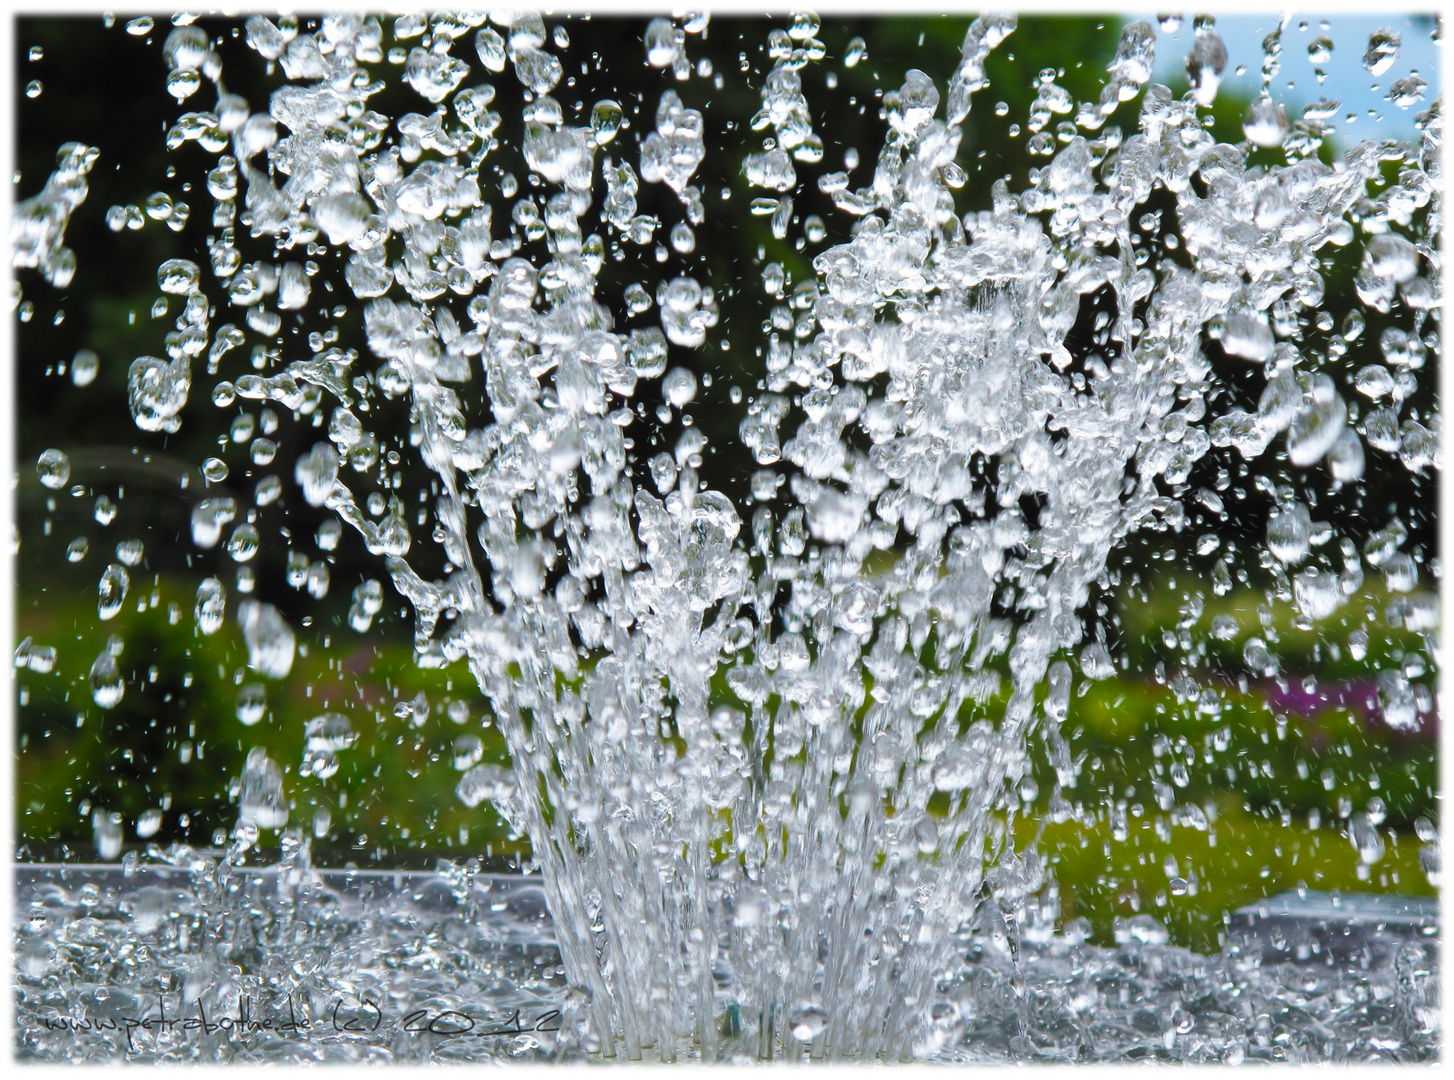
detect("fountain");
top-left (12, 10), bottom-right (1441, 1063)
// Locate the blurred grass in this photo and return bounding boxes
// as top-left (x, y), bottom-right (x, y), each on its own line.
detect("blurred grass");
top-left (1028, 800), bottom-right (1433, 955)
top-left (15, 564), bottom-right (525, 866)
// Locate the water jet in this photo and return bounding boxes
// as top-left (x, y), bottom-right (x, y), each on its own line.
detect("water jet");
top-left (12, 10), bottom-right (1440, 1063)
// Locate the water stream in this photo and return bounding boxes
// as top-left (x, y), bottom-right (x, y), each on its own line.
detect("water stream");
top-left (12, 11), bottom-right (1441, 1063)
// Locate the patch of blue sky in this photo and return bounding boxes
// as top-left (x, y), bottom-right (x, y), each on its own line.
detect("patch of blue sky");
top-left (1139, 11), bottom-right (1438, 145)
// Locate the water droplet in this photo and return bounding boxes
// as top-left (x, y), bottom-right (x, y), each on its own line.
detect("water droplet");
top-left (93, 810), bottom-right (123, 858)
top-left (1286, 383), bottom-right (1347, 467)
top-left (453, 734), bottom-right (484, 770)
top-left (129, 355), bottom-right (190, 433)
top-left (645, 18), bottom-right (679, 67)
top-left (1242, 99), bottom-right (1288, 148)
top-left (313, 192), bottom-right (371, 246)
top-left (135, 808), bottom-right (163, 839)
top-left (190, 497), bottom-right (237, 548)
top-left (1293, 569), bottom-right (1341, 620)
top-left (1327, 430), bottom-right (1365, 482)
top-left (305, 712), bottom-right (355, 751)
top-left (1349, 812), bottom-right (1386, 864)
top-left (514, 47), bottom-right (563, 94)
top-left (226, 523), bottom-right (260, 562)
top-left (457, 763), bottom-right (514, 808)
top-left (475, 27), bottom-right (507, 72)
top-left (36, 448), bottom-right (70, 489)
top-left (1185, 29), bottom-right (1228, 105)
top-left (239, 747), bottom-right (289, 829)
top-left (1363, 28), bottom-right (1401, 76)
top-left (236, 682), bottom-right (267, 725)
top-left (237, 599), bottom-right (295, 678)
top-left (1364, 233), bottom-right (1418, 284)
top-left (98, 563), bottom-right (130, 620)
top-left (1388, 74), bottom-right (1427, 109)
top-left (163, 26), bottom-right (208, 70)
top-left (194, 577), bottom-right (227, 635)
top-left (295, 443), bottom-right (340, 506)
top-left (157, 258), bottom-right (199, 294)
top-left (71, 349), bottom-right (99, 387)
top-left (932, 735), bottom-right (991, 792)
top-left (591, 99), bottom-right (624, 144)
top-left (662, 366), bottom-right (697, 407)
top-left (114, 539), bottom-right (144, 567)
top-left (1242, 637), bottom-right (1278, 676)
top-left (166, 69), bottom-right (201, 102)
top-left (89, 647), bottom-right (125, 708)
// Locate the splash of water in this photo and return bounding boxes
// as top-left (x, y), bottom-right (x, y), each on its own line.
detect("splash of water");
top-left (14, 11), bottom-right (1441, 1063)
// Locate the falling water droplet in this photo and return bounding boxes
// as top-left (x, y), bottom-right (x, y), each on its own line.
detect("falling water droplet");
top-left (305, 712), bottom-right (355, 751)
top-left (98, 563), bottom-right (130, 620)
top-left (663, 366), bottom-right (698, 407)
top-left (93, 810), bottom-right (123, 859)
top-left (136, 808), bottom-right (163, 839)
top-left (645, 18), bottom-right (679, 67)
top-left (457, 764), bottom-right (514, 808)
top-left (194, 577), bottom-right (227, 635)
top-left (591, 99), bottom-right (624, 144)
top-left (157, 258), bottom-right (200, 294)
top-left (453, 734), bottom-right (484, 770)
top-left (1242, 99), bottom-right (1289, 147)
top-left (36, 448), bottom-right (70, 489)
top-left (226, 523), bottom-right (260, 562)
top-left (1363, 28), bottom-right (1401, 76)
top-left (236, 682), bottom-right (267, 725)
top-left (239, 747), bottom-right (289, 829)
top-left (237, 599), bottom-right (295, 678)
top-left (89, 647), bottom-right (124, 708)
top-left (1185, 28), bottom-right (1228, 105)
top-left (71, 349), bottom-right (99, 386)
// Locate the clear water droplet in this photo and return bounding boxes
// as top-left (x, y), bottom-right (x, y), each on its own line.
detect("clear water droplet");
top-left (98, 563), bottom-right (130, 620)
top-left (591, 99), bottom-right (624, 144)
top-left (236, 683), bottom-right (267, 725)
top-left (239, 747), bottom-right (289, 829)
top-left (237, 599), bottom-right (295, 678)
top-left (36, 448), bottom-right (70, 489)
top-left (1363, 28), bottom-right (1401, 76)
top-left (71, 349), bottom-right (99, 386)
top-left (194, 577), bottom-right (227, 636)
top-left (89, 648), bottom-right (125, 708)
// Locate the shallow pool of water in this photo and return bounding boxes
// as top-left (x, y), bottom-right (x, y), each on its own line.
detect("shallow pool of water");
top-left (13, 860), bottom-right (1438, 1063)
